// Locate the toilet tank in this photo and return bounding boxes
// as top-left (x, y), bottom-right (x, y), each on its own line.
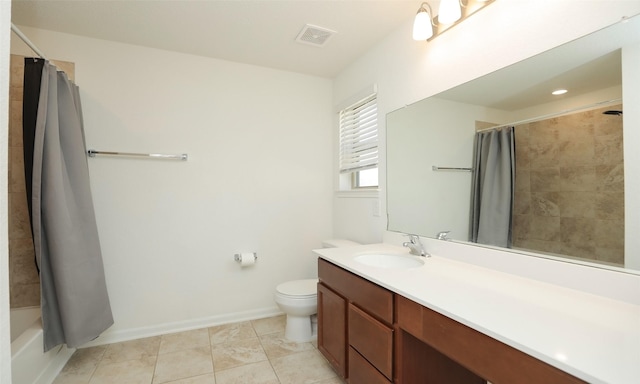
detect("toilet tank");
top-left (322, 239), bottom-right (360, 248)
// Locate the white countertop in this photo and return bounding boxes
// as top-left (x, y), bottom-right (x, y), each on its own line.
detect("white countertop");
top-left (314, 243), bottom-right (640, 384)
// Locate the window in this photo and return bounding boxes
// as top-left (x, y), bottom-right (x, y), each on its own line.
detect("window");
top-left (339, 94), bottom-right (378, 188)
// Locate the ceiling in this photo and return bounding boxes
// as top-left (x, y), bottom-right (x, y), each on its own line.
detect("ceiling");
top-left (11, 0), bottom-right (422, 78)
top-left (433, 12), bottom-right (640, 111)
top-left (438, 50), bottom-right (622, 111)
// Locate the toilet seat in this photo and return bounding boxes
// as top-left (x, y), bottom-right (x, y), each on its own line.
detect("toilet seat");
top-left (275, 279), bottom-right (317, 298)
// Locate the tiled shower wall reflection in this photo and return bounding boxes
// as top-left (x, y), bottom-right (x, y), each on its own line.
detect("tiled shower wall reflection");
top-left (8, 55), bottom-right (75, 308)
top-left (512, 105), bottom-right (625, 266)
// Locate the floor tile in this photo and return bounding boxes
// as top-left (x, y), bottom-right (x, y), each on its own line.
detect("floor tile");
top-left (61, 345), bottom-right (107, 374)
top-left (215, 361), bottom-right (279, 384)
top-left (259, 331), bottom-right (315, 359)
top-left (211, 337), bottom-right (268, 371)
top-left (251, 315), bottom-right (285, 336)
top-left (52, 370), bottom-right (93, 384)
top-left (159, 328), bottom-right (210, 354)
top-left (270, 349), bottom-right (337, 384)
top-left (208, 321), bottom-right (256, 345)
top-left (89, 357), bottom-right (156, 384)
top-left (314, 378), bottom-right (347, 384)
top-left (53, 315), bottom-right (334, 384)
top-left (102, 336), bottom-right (161, 364)
top-left (163, 373), bottom-right (217, 383)
top-left (153, 346), bottom-right (214, 384)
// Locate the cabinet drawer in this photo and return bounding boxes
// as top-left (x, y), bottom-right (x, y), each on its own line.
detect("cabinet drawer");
top-left (349, 304), bottom-right (393, 380)
top-left (349, 347), bottom-right (392, 384)
top-left (319, 258), bottom-right (393, 324)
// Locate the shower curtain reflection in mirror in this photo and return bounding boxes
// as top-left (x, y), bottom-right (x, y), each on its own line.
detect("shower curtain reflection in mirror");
top-left (469, 127), bottom-right (515, 248)
top-left (23, 58), bottom-right (113, 352)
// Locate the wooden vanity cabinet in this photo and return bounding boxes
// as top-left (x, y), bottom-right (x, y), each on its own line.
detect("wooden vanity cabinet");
top-left (395, 295), bottom-right (486, 384)
top-left (318, 258), bottom-right (394, 383)
top-left (318, 258), bottom-right (586, 384)
top-left (395, 295), bottom-right (587, 384)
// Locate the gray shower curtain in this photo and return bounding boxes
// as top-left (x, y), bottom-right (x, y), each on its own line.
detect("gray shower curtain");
top-left (28, 60), bottom-right (113, 351)
top-left (469, 127), bottom-right (515, 248)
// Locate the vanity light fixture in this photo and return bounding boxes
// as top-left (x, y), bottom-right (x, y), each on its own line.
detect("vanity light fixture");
top-left (412, 0), bottom-right (495, 41)
top-left (413, 2), bottom-right (436, 40)
top-left (552, 89), bottom-right (568, 95)
top-left (438, 0), bottom-right (462, 24)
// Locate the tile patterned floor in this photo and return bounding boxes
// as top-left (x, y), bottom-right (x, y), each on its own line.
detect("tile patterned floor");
top-left (53, 315), bottom-right (345, 384)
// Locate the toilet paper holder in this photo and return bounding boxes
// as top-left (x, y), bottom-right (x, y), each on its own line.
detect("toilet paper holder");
top-left (234, 252), bottom-right (257, 263)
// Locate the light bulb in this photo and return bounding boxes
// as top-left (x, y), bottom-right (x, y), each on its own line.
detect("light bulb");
top-left (439, 0), bottom-right (462, 24)
top-left (413, 9), bottom-right (433, 40)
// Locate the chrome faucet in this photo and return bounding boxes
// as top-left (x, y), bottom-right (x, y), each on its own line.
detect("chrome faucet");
top-left (402, 234), bottom-right (430, 257)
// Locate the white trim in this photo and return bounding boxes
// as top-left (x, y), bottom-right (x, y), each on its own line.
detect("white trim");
top-left (334, 84), bottom-right (377, 113)
top-left (82, 307), bottom-right (283, 347)
top-left (335, 189), bottom-right (380, 199)
top-left (1, 2), bottom-right (13, 383)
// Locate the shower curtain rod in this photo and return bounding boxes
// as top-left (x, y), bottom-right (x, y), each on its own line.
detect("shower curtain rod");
top-left (11, 23), bottom-right (48, 60)
top-left (476, 98), bottom-right (623, 133)
top-left (432, 166), bottom-right (473, 172)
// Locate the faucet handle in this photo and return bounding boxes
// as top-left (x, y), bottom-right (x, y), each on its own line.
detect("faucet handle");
top-left (402, 234), bottom-right (429, 257)
top-left (403, 233), bottom-right (420, 243)
top-left (436, 231), bottom-right (450, 240)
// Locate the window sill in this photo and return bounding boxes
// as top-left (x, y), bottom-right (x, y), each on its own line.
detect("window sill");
top-left (335, 189), bottom-right (380, 198)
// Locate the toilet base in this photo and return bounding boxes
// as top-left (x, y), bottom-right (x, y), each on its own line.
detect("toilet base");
top-left (284, 314), bottom-right (316, 342)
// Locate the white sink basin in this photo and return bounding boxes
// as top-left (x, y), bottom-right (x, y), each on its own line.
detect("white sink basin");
top-left (354, 253), bottom-right (425, 269)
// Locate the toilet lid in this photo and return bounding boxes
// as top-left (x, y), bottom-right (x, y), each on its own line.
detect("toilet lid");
top-left (276, 279), bottom-right (318, 297)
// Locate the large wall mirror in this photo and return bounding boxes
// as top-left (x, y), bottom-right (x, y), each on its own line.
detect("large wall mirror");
top-left (387, 14), bottom-right (640, 272)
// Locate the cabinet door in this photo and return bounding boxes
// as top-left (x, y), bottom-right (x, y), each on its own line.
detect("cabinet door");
top-left (317, 283), bottom-right (347, 379)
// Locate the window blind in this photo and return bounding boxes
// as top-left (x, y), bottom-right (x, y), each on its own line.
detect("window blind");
top-left (339, 94), bottom-right (378, 174)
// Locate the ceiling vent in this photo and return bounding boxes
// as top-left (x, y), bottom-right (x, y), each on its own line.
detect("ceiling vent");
top-left (296, 24), bottom-right (336, 47)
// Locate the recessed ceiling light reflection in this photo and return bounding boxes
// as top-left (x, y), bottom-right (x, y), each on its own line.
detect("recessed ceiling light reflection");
top-left (555, 352), bottom-right (568, 361)
top-left (552, 89), bottom-right (568, 95)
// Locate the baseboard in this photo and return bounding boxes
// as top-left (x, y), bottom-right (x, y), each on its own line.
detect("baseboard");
top-left (82, 306), bottom-right (284, 347)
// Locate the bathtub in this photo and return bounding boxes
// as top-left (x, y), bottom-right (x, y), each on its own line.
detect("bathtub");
top-left (10, 307), bottom-right (75, 384)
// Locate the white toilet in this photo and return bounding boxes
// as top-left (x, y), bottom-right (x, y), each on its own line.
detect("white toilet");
top-left (274, 239), bottom-right (360, 342)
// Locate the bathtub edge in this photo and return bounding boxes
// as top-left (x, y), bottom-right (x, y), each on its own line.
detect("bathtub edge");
top-left (34, 345), bottom-right (75, 384)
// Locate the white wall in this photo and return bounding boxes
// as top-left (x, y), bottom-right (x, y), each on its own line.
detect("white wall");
top-left (10, 27), bottom-right (334, 342)
top-left (332, 0), bottom-right (640, 253)
top-left (1, 2), bottom-right (13, 383)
